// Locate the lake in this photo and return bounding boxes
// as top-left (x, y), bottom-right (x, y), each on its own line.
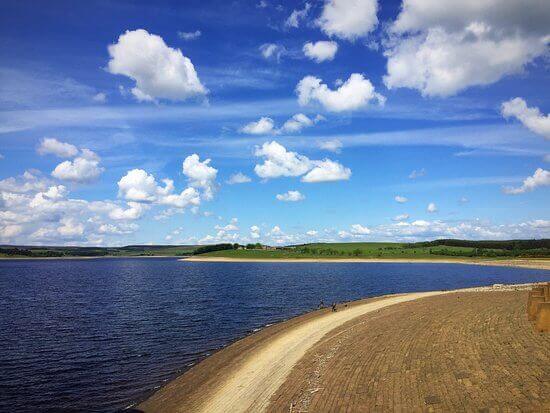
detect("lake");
top-left (0, 258), bottom-right (548, 412)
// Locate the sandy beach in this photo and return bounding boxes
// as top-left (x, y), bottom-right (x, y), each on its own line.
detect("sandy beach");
top-left (137, 282), bottom-right (549, 412)
top-left (183, 256), bottom-right (550, 270)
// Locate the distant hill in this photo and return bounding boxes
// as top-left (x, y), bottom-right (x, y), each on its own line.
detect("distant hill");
top-left (195, 239), bottom-right (550, 260)
top-left (0, 244), bottom-right (199, 258)
top-left (2, 239), bottom-right (549, 259)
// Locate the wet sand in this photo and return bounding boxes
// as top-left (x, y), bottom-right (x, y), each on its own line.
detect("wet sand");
top-left (183, 256), bottom-right (550, 270)
top-left (137, 282), bottom-right (549, 412)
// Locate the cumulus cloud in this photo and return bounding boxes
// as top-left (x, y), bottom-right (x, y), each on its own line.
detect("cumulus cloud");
top-left (281, 113), bottom-right (324, 133)
top-left (393, 213), bottom-right (410, 221)
top-left (178, 30), bottom-right (202, 41)
top-left (351, 223), bottom-right (371, 234)
top-left (383, 0), bottom-right (550, 97)
top-left (427, 202), bottom-right (438, 213)
top-left (303, 41), bottom-right (338, 62)
top-left (38, 138), bottom-right (79, 158)
top-left (501, 98), bottom-right (550, 140)
top-left (259, 43), bottom-right (285, 61)
top-left (296, 73), bottom-right (385, 112)
top-left (51, 149), bottom-right (104, 183)
top-left (250, 225), bottom-right (261, 239)
top-left (301, 159), bottom-right (351, 182)
top-left (0, 172), bottom-right (146, 244)
top-left (276, 190), bottom-right (305, 202)
top-left (285, 3), bottom-right (311, 28)
top-left (254, 141), bottom-right (351, 183)
top-left (182, 154), bottom-right (218, 200)
top-left (242, 114), bottom-right (323, 135)
top-left (240, 117), bottom-right (276, 135)
top-left (226, 172), bottom-right (252, 185)
top-left (316, 0), bottom-right (379, 41)
top-left (254, 141), bottom-right (312, 179)
top-left (503, 168), bottom-right (550, 194)
top-left (107, 29), bottom-right (207, 102)
top-left (318, 139), bottom-right (343, 153)
top-left (117, 167), bottom-right (202, 209)
top-left (395, 195), bottom-right (408, 203)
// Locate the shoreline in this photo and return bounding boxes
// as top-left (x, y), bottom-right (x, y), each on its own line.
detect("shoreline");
top-left (137, 282), bottom-right (546, 413)
top-left (0, 255), bottom-right (188, 260)
top-left (182, 256), bottom-right (550, 270)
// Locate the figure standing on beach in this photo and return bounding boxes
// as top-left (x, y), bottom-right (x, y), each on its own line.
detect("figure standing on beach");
top-left (331, 302), bottom-right (337, 312)
top-left (319, 300), bottom-right (325, 309)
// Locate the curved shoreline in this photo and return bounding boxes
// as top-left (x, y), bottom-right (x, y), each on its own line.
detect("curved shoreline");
top-left (182, 256), bottom-right (550, 270)
top-left (137, 282), bottom-right (544, 413)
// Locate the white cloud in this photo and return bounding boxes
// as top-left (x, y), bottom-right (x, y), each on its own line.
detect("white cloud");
top-left (395, 195), bottom-right (408, 203)
top-left (182, 154), bottom-right (218, 200)
top-left (216, 218), bottom-right (239, 232)
top-left (280, 113), bottom-right (317, 133)
top-left (254, 141), bottom-right (312, 179)
top-left (38, 138), bottom-right (79, 158)
top-left (250, 225), bottom-right (261, 239)
top-left (108, 201), bottom-right (148, 220)
top-left (254, 141), bottom-right (351, 183)
top-left (393, 213), bottom-right (410, 221)
top-left (296, 73), bottom-right (385, 112)
top-left (501, 98), bottom-right (550, 140)
top-left (178, 30), bottom-right (202, 41)
top-left (285, 3), bottom-right (311, 28)
top-left (427, 202), bottom-right (438, 213)
top-left (503, 168), bottom-right (550, 195)
top-left (226, 172), bottom-right (252, 184)
top-left (240, 117), bottom-right (276, 135)
top-left (92, 92), bottom-right (107, 103)
top-left (318, 139), bottom-right (343, 153)
top-left (316, 0), bottom-right (379, 41)
top-left (117, 168), bottom-right (202, 208)
top-left (243, 113), bottom-right (323, 135)
top-left (301, 159), bottom-right (351, 182)
top-left (259, 43), bottom-right (285, 61)
top-left (306, 230), bottom-right (318, 236)
top-left (408, 168), bottom-right (426, 179)
top-left (51, 149), bottom-right (104, 183)
top-left (276, 190), bottom-right (305, 202)
top-left (0, 224), bottom-right (23, 239)
top-left (351, 223), bottom-right (371, 234)
top-left (384, 0), bottom-right (550, 97)
top-left (107, 29), bottom-right (207, 102)
top-left (303, 41), bottom-right (338, 62)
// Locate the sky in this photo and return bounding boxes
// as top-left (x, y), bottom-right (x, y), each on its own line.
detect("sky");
top-left (0, 0), bottom-right (549, 246)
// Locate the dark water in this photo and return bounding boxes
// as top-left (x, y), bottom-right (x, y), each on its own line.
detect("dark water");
top-left (0, 258), bottom-right (548, 413)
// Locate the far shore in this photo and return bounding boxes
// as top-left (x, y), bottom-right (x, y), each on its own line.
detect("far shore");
top-left (0, 255), bottom-right (188, 260)
top-left (182, 256), bottom-right (550, 270)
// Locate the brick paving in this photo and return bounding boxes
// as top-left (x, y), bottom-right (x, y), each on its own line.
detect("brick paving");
top-left (268, 291), bottom-right (550, 412)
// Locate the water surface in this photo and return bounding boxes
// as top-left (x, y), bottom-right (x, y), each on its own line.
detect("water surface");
top-left (0, 258), bottom-right (548, 412)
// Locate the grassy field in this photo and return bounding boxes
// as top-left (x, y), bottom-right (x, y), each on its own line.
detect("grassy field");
top-left (200, 241), bottom-right (550, 260)
top-left (2, 240), bottom-right (549, 260)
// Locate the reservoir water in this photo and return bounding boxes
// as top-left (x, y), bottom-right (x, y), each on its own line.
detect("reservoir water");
top-left (0, 258), bottom-right (548, 412)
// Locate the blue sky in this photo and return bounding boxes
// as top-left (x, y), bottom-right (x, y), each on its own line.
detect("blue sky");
top-left (0, 0), bottom-right (549, 246)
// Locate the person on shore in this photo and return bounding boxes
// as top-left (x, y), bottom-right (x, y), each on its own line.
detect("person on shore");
top-left (318, 300), bottom-right (325, 309)
top-left (331, 302), bottom-right (337, 312)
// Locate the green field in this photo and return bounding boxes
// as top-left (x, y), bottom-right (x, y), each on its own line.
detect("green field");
top-left (199, 240), bottom-right (550, 260)
top-left (2, 239), bottom-right (549, 260)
